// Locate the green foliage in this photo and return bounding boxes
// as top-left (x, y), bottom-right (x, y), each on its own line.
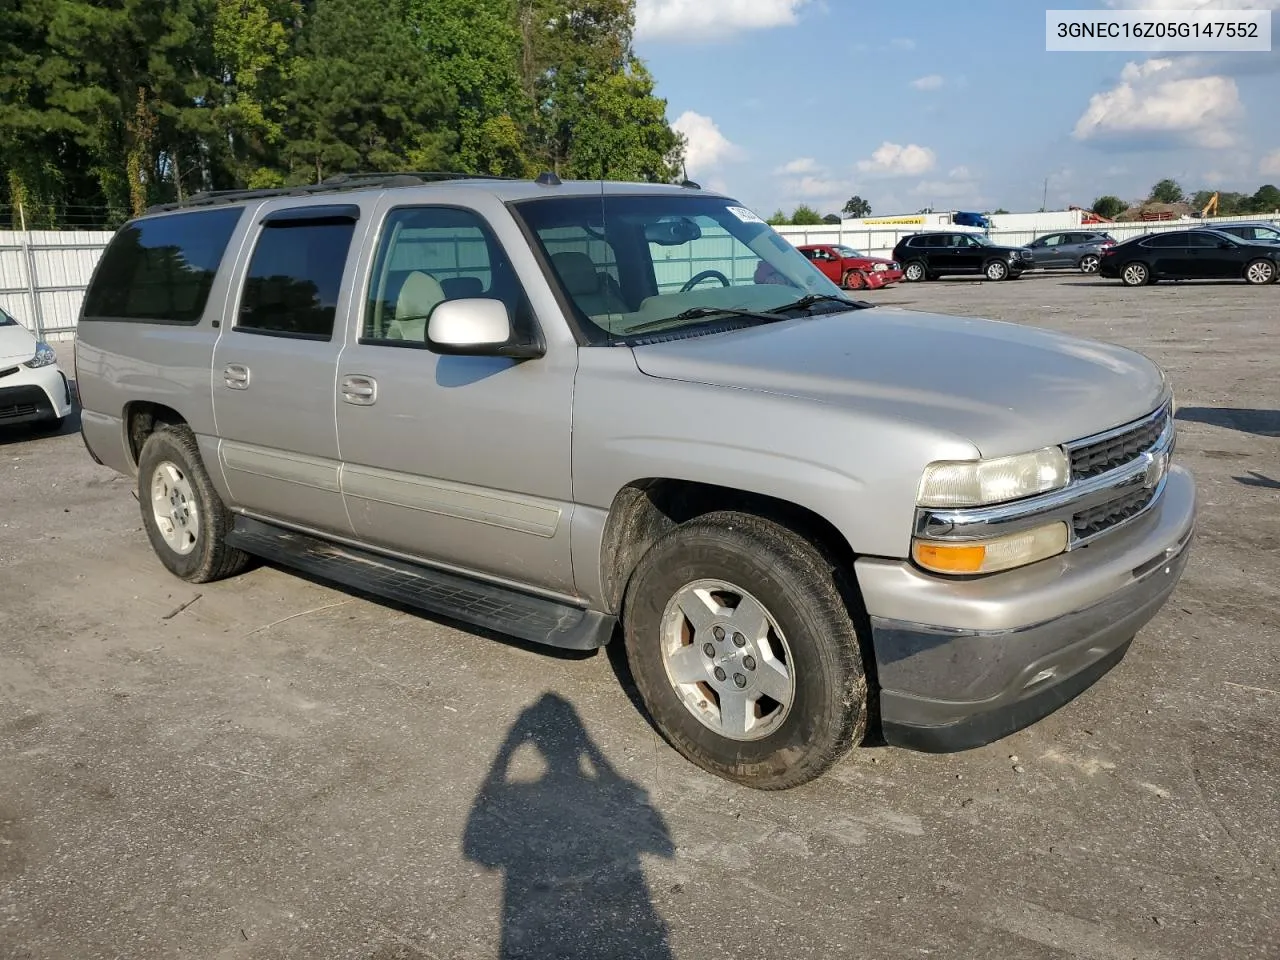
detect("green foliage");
top-left (822, 213), bottom-right (840, 224)
top-left (841, 195), bottom-right (871, 218)
top-left (1148, 179), bottom-right (1184, 204)
top-left (789, 204), bottom-right (824, 225)
top-left (990, 208), bottom-right (1010, 215)
top-left (1090, 195), bottom-right (1125, 219)
top-left (766, 209), bottom-right (788, 225)
top-left (0, 0), bottom-right (684, 225)
top-left (1252, 184), bottom-right (1280, 212)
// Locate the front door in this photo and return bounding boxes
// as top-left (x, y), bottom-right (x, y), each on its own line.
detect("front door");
top-left (334, 200), bottom-right (577, 595)
top-left (211, 204), bottom-right (365, 534)
top-left (954, 235), bottom-right (986, 273)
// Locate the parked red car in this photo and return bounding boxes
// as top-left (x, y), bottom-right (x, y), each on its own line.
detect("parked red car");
top-left (796, 244), bottom-right (904, 290)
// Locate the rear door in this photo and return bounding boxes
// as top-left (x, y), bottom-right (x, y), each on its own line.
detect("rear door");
top-left (210, 203), bottom-right (365, 534)
top-left (1142, 233), bottom-right (1187, 278)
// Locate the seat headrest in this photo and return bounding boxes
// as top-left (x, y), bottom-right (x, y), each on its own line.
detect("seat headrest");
top-left (551, 252), bottom-right (602, 297)
top-left (397, 271), bottom-right (445, 321)
top-left (441, 276), bottom-right (484, 299)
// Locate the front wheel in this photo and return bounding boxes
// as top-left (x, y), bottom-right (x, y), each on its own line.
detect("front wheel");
top-left (138, 425), bottom-right (250, 583)
top-left (1244, 258), bottom-right (1277, 285)
top-left (1121, 262), bottom-right (1150, 286)
top-left (843, 269), bottom-right (867, 290)
top-left (984, 259), bottom-right (1009, 281)
top-left (903, 260), bottom-right (927, 282)
top-left (1079, 254), bottom-right (1100, 274)
top-left (623, 512), bottom-right (867, 790)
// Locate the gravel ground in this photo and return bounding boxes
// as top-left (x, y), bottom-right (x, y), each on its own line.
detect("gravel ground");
top-left (2, 271), bottom-right (1277, 960)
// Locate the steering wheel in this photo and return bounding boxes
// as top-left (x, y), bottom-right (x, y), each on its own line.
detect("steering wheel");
top-left (681, 269), bottom-right (731, 292)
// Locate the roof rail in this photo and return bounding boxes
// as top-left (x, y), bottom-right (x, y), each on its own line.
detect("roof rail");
top-left (144, 170), bottom-right (518, 214)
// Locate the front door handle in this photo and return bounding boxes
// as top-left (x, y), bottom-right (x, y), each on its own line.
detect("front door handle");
top-left (341, 374), bottom-right (377, 406)
top-left (224, 364), bottom-right (250, 390)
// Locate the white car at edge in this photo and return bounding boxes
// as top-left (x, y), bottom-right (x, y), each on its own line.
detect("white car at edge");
top-left (0, 306), bottom-right (74, 431)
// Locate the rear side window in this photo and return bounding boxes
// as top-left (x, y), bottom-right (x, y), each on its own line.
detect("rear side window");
top-left (1143, 233), bottom-right (1185, 248)
top-left (237, 217), bottom-right (356, 340)
top-left (82, 208), bottom-right (242, 323)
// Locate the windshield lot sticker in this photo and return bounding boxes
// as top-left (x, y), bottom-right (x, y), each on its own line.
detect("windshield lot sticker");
top-left (727, 206), bottom-right (765, 224)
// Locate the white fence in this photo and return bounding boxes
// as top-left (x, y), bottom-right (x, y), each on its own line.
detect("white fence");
top-left (2, 212), bottom-right (1277, 340)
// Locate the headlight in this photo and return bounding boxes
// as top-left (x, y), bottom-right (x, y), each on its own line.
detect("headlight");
top-left (913, 521), bottom-right (1068, 575)
top-left (872, 263), bottom-right (888, 272)
top-left (916, 447), bottom-right (1070, 508)
top-left (22, 342), bottom-right (58, 369)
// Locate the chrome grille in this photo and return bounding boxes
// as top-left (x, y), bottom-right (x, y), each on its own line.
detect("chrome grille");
top-left (1072, 486), bottom-right (1157, 540)
top-left (1069, 404), bottom-right (1169, 480)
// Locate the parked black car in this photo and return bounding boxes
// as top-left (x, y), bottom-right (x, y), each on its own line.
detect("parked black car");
top-left (1191, 221), bottom-right (1280, 244)
top-left (1098, 229), bottom-right (1280, 286)
top-left (892, 232), bottom-right (1035, 282)
top-left (1026, 230), bottom-right (1116, 273)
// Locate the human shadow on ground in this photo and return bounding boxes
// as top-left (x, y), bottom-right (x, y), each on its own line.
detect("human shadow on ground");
top-left (463, 692), bottom-right (676, 960)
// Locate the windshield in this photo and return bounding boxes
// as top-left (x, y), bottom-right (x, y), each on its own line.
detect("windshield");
top-left (833, 245), bottom-right (865, 258)
top-left (512, 193), bottom-right (847, 342)
top-left (1254, 225), bottom-right (1280, 241)
top-left (0, 307), bottom-right (17, 326)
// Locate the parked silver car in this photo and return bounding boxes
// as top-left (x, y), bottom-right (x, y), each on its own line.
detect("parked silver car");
top-left (74, 174), bottom-right (1195, 789)
top-left (1027, 230), bottom-right (1116, 273)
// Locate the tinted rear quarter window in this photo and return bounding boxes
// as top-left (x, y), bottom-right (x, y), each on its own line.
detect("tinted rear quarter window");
top-left (82, 208), bottom-right (243, 323)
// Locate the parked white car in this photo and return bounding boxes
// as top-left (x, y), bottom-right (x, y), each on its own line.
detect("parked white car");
top-left (0, 307), bottom-right (73, 431)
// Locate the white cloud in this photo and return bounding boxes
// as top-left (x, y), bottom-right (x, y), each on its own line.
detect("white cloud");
top-left (776, 157), bottom-right (819, 175)
top-left (948, 166), bottom-right (971, 179)
top-left (792, 176), bottom-right (853, 198)
top-left (671, 111), bottom-right (743, 175)
top-left (1072, 58), bottom-right (1243, 147)
top-left (910, 74), bottom-right (944, 91)
top-left (636, 0), bottom-right (809, 41)
top-left (855, 142), bottom-right (937, 178)
top-left (1261, 150), bottom-right (1280, 176)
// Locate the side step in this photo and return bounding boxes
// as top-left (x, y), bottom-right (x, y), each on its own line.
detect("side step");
top-left (225, 517), bottom-right (615, 651)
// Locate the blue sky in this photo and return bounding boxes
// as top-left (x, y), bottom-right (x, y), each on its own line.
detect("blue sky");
top-left (633, 0), bottom-right (1280, 217)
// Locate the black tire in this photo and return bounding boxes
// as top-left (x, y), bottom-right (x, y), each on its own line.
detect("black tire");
top-left (1244, 258), bottom-right (1277, 285)
top-left (902, 260), bottom-right (927, 282)
top-left (984, 259), bottom-right (1009, 281)
top-left (1121, 261), bottom-right (1150, 287)
top-left (623, 511), bottom-right (867, 790)
top-left (1079, 254), bottom-right (1100, 274)
top-left (137, 425), bottom-right (250, 583)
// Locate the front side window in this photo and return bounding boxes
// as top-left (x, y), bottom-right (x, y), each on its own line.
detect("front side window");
top-left (237, 218), bottom-right (355, 339)
top-left (363, 206), bottom-right (535, 344)
top-left (1186, 233), bottom-right (1220, 248)
top-left (83, 207), bottom-right (243, 323)
top-left (1040, 235), bottom-right (1063, 247)
top-left (513, 194), bottom-right (849, 342)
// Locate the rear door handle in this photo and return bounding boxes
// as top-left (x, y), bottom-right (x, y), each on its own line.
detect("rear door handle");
top-left (341, 374), bottom-right (377, 406)
top-left (224, 364), bottom-right (250, 390)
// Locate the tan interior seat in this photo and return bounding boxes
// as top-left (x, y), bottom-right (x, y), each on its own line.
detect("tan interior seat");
top-left (387, 271), bottom-right (445, 342)
top-left (551, 252), bottom-right (627, 318)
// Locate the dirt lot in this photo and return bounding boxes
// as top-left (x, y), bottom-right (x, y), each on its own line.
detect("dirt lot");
top-left (2, 272), bottom-right (1277, 960)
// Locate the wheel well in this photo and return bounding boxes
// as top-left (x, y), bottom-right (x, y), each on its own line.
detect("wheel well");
top-left (125, 402), bottom-right (188, 466)
top-left (599, 479), bottom-right (858, 614)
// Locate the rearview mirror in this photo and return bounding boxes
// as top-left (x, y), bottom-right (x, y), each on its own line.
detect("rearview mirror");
top-left (426, 299), bottom-right (544, 359)
top-left (644, 217), bottom-right (702, 246)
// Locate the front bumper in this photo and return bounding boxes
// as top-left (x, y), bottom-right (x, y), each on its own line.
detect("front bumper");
top-left (0, 361), bottom-right (73, 426)
top-left (856, 465), bottom-right (1196, 752)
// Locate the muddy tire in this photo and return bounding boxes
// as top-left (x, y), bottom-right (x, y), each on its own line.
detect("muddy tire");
top-left (137, 425), bottom-right (250, 583)
top-left (623, 511), bottom-right (867, 790)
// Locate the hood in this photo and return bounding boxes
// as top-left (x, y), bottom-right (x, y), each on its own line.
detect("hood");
top-left (0, 322), bottom-right (37, 367)
top-left (630, 308), bottom-right (1167, 458)
top-left (846, 255), bottom-right (897, 267)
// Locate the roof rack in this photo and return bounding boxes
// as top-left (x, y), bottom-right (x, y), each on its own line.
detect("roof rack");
top-left (145, 170), bottom-right (518, 214)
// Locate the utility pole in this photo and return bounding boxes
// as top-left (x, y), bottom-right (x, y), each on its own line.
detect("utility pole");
top-left (1042, 177), bottom-right (1049, 212)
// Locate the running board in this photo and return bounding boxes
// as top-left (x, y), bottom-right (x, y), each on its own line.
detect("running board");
top-left (225, 517), bottom-right (615, 651)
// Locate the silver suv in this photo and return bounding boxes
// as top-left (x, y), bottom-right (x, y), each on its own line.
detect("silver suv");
top-left (74, 174), bottom-right (1196, 789)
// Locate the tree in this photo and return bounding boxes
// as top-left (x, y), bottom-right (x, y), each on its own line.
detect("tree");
top-left (562, 58), bottom-right (682, 182)
top-left (822, 213), bottom-right (840, 224)
top-left (990, 208), bottom-right (1010, 215)
top-left (1091, 195), bottom-right (1125, 219)
top-left (790, 204), bottom-right (824, 225)
top-left (1252, 184), bottom-right (1280, 212)
top-left (283, 0), bottom-right (456, 183)
top-left (766, 209), bottom-right (788, 225)
top-left (841, 195), bottom-right (871, 218)
top-left (1148, 179), bottom-right (1183, 204)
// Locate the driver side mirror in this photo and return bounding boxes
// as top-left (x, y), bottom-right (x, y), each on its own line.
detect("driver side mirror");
top-left (427, 298), bottom-right (544, 359)
top-left (1219, 241), bottom-right (1233, 249)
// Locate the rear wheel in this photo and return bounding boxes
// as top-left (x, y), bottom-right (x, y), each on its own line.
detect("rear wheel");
top-left (984, 259), bottom-right (1009, 281)
top-left (623, 511), bottom-right (867, 790)
top-left (1079, 254), bottom-right (1100, 274)
top-left (903, 260), bottom-right (927, 282)
top-left (1121, 262), bottom-right (1150, 286)
top-left (137, 425), bottom-right (250, 583)
top-left (1244, 258), bottom-right (1277, 285)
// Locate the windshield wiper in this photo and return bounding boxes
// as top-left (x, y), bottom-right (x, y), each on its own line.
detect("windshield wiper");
top-left (625, 305), bottom-right (788, 335)
top-left (769, 293), bottom-right (864, 314)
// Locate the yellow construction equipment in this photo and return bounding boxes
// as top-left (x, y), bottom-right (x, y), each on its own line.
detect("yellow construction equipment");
top-left (1200, 192), bottom-right (1219, 218)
